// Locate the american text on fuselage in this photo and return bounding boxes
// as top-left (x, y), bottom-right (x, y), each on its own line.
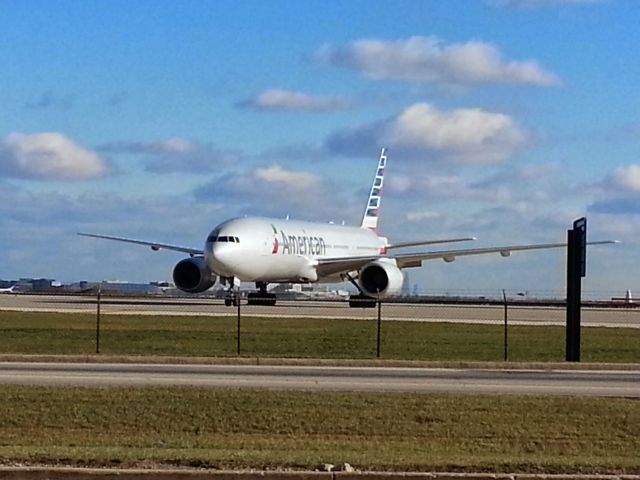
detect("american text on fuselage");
top-left (277, 230), bottom-right (327, 256)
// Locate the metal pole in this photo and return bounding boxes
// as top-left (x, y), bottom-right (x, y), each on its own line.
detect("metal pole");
top-left (376, 298), bottom-right (382, 358)
top-left (502, 289), bottom-right (508, 362)
top-left (566, 228), bottom-right (582, 362)
top-left (566, 218), bottom-right (585, 362)
top-left (236, 288), bottom-right (241, 356)
top-left (96, 283), bottom-right (102, 354)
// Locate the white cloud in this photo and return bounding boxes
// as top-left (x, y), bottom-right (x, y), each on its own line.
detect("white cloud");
top-left (197, 164), bottom-right (323, 201)
top-left (252, 165), bottom-right (320, 191)
top-left (406, 211), bottom-right (442, 222)
top-left (195, 164), bottom-right (352, 221)
top-left (589, 164), bottom-right (640, 215)
top-left (98, 138), bottom-right (242, 173)
top-left (326, 103), bottom-right (527, 165)
top-left (317, 36), bottom-right (560, 87)
top-left (147, 138), bottom-right (195, 155)
top-left (385, 103), bottom-right (527, 164)
top-left (388, 174), bottom-right (468, 195)
top-left (608, 164), bottom-right (640, 193)
top-left (241, 89), bottom-right (351, 111)
top-left (0, 132), bottom-right (107, 180)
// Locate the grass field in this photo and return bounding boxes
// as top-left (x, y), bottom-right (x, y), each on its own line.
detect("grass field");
top-left (0, 386), bottom-right (638, 473)
top-left (1, 311), bottom-right (639, 362)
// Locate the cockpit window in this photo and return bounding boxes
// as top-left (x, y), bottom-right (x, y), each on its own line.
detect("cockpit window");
top-left (208, 234), bottom-right (240, 243)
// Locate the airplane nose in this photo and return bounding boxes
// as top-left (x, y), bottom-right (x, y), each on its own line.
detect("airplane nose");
top-left (210, 244), bottom-right (238, 276)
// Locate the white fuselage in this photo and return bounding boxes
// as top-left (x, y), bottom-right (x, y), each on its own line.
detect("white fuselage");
top-left (204, 217), bottom-right (387, 283)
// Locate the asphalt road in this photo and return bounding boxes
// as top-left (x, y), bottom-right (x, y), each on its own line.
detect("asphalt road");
top-left (0, 362), bottom-right (638, 397)
top-left (1, 294), bottom-right (639, 328)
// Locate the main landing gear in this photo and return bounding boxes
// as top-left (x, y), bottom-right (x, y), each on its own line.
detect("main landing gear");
top-left (342, 273), bottom-right (377, 308)
top-left (247, 282), bottom-right (277, 306)
top-left (223, 281), bottom-right (277, 307)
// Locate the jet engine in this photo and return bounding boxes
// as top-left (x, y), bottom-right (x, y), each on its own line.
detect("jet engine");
top-left (172, 256), bottom-right (216, 293)
top-left (358, 259), bottom-right (404, 297)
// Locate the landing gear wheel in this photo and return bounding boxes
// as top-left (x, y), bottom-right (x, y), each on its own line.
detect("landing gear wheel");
top-left (224, 292), bottom-right (238, 307)
top-left (341, 273), bottom-right (377, 308)
top-left (247, 292), bottom-right (276, 306)
top-left (349, 293), bottom-right (377, 308)
top-left (245, 282), bottom-right (276, 306)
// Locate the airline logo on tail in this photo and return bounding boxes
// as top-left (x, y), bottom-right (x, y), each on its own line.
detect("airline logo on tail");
top-left (360, 147), bottom-right (387, 233)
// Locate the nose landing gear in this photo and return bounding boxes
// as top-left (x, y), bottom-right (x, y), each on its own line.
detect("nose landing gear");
top-left (222, 277), bottom-right (239, 307)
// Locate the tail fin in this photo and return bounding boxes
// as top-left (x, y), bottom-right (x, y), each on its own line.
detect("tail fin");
top-left (360, 147), bottom-right (387, 232)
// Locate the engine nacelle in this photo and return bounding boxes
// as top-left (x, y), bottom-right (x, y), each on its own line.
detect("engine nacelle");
top-left (172, 256), bottom-right (216, 293)
top-left (358, 259), bottom-right (404, 297)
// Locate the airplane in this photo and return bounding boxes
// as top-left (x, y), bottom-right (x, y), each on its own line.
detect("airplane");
top-left (0, 285), bottom-right (17, 294)
top-left (79, 148), bottom-right (616, 307)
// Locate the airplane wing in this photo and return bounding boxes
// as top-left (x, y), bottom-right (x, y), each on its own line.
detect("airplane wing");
top-left (315, 240), bottom-right (617, 277)
top-left (315, 255), bottom-right (381, 277)
top-left (386, 237), bottom-right (476, 250)
top-left (77, 233), bottom-right (203, 255)
top-left (391, 240), bottom-right (616, 268)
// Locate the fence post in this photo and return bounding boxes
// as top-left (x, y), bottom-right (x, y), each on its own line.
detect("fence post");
top-left (376, 298), bottom-right (382, 358)
top-left (236, 289), bottom-right (241, 356)
top-left (502, 289), bottom-right (508, 361)
top-left (96, 283), bottom-right (102, 354)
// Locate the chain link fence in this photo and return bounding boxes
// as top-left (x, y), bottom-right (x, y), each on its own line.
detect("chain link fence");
top-left (0, 289), bottom-right (638, 362)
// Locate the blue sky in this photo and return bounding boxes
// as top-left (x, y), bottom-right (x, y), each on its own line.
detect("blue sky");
top-left (1, 0), bottom-right (638, 297)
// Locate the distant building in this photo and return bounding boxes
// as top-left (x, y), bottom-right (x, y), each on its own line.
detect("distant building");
top-left (100, 282), bottom-right (163, 295)
top-left (32, 278), bottom-right (53, 291)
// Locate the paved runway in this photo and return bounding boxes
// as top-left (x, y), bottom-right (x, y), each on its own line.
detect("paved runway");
top-left (1, 294), bottom-right (639, 328)
top-left (0, 362), bottom-right (638, 397)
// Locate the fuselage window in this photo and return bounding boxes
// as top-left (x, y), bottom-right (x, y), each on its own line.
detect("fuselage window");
top-left (374, 178), bottom-right (382, 186)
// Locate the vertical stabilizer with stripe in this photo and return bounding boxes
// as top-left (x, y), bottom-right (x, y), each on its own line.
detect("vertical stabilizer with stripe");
top-left (360, 148), bottom-right (387, 233)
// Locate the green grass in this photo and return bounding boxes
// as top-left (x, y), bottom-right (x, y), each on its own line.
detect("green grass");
top-left (0, 311), bottom-right (639, 362)
top-left (0, 386), bottom-right (638, 472)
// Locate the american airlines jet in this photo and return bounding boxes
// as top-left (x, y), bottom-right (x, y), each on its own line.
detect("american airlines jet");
top-left (79, 148), bottom-right (615, 307)
top-left (0, 285), bottom-right (17, 294)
